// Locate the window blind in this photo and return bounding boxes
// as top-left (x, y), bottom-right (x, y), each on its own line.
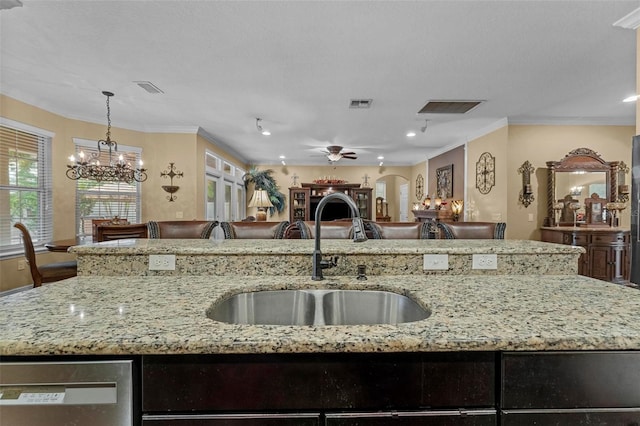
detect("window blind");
top-left (0, 122), bottom-right (53, 255)
top-left (73, 138), bottom-right (142, 237)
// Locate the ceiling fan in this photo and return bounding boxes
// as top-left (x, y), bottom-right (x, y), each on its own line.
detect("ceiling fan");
top-left (324, 145), bottom-right (357, 162)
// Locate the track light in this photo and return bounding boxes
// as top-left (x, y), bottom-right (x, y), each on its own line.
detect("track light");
top-left (420, 120), bottom-right (429, 133)
top-left (256, 118), bottom-right (271, 136)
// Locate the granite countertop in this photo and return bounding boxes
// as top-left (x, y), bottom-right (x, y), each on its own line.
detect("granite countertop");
top-left (540, 226), bottom-right (630, 232)
top-left (2, 274), bottom-right (639, 356)
top-left (70, 238), bottom-right (584, 255)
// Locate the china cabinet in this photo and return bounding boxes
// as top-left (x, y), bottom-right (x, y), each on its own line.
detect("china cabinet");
top-left (289, 184), bottom-right (372, 221)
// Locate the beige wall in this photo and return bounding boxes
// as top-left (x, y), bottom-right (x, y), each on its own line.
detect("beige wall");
top-left (505, 124), bottom-right (633, 240)
top-left (466, 126), bottom-right (510, 225)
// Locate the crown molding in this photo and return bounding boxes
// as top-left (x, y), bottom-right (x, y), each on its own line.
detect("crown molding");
top-left (613, 7), bottom-right (640, 29)
top-left (197, 127), bottom-right (249, 164)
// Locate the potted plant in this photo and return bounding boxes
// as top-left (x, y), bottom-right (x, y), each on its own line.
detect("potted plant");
top-left (242, 167), bottom-right (286, 215)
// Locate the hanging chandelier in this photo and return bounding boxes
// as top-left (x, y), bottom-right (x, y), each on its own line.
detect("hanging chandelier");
top-left (66, 91), bottom-right (147, 183)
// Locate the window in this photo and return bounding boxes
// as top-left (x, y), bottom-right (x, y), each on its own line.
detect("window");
top-left (73, 138), bottom-right (142, 237)
top-left (0, 119), bottom-right (53, 255)
top-left (205, 151), bottom-right (245, 223)
top-left (376, 181), bottom-right (387, 200)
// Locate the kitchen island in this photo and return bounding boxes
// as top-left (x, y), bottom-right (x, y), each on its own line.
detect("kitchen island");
top-left (2, 239), bottom-right (640, 425)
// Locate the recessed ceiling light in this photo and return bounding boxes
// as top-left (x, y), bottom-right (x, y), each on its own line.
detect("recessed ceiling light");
top-left (261, 130), bottom-right (271, 136)
top-left (377, 156), bottom-right (384, 160)
top-left (279, 155), bottom-right (286, 159)
top-left (406, 131), bottom-right (416, 137)
top-left (623, 95), bottom-right (639, 102)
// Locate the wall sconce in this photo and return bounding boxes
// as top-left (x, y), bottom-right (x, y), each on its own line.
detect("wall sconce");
top-left (160, 162), bottom-right (184, 202)
top-left (248, 189), bottom-right (274, 221)
top-left (450, 200), bottom-right (464, 221)
top-left (517, 160), bottom-right (535, 208)
top-left (618, 161), bottom-right (630, 203)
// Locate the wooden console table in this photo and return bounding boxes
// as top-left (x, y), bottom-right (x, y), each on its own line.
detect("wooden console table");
top-left (540, 227), bottom-right (631, 285)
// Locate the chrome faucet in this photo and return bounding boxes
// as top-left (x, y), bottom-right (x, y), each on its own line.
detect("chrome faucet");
top-left (312, 192), bottom-right (368, 280)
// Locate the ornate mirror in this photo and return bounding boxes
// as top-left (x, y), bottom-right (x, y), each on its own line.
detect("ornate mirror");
top-left (545, 148), bottom-right (619, 226)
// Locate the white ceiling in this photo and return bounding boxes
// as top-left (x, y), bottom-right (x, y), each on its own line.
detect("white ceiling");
top-left (1, 0), bottom-right (638, 166)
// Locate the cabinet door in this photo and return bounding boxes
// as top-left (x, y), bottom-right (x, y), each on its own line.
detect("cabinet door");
top-left (325, 410), bottom-right (496, 426)
top-left (352, 189), bottom-right (372, 220)
top-left (589, 245), bottom-right (614, 281)
top-left (502, 352), bottom-right (640, 409)
top-left (143, 413), bottom-right (320, 425)
top-left (289, 188), bottom-right (310, 221)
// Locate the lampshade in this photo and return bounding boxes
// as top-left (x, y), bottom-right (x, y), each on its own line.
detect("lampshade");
top-left (248, 189), bottom-right (273, 208)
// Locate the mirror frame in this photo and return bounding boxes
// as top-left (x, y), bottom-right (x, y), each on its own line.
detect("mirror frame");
top-left (545, 148), bottom-right (619, 226)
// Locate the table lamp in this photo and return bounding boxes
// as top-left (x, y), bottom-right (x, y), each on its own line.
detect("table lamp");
top-left (248, 189), bottom-right (273, 221)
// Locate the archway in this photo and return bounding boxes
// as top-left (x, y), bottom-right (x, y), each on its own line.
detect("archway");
top-left (375, 174), bottom-right (410, 222)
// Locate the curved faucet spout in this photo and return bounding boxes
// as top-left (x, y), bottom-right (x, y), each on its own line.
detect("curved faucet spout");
top-left (312, 192), bottom-right (368, 280)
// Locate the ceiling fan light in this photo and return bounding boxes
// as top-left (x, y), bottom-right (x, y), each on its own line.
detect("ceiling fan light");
top-left (327, 153), bottom-right (342, 162)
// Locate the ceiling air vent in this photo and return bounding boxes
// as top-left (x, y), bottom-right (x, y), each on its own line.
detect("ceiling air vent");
top-left (134, 81), bottom-right (164, 94)
top-left (418, 100), bottom-right (483, 114)
top-left (349, 99), bottom-right (373, 109)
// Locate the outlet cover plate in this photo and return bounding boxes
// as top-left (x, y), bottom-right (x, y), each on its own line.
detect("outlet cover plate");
top-left (472, 254), bottom-right (498, 270)
top-left (149, 254), bottom-right (176, 271)
top-left (423, 254), bottom-right (449, 270)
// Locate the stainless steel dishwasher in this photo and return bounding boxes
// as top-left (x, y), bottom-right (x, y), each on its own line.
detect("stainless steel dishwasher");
top-left (0, 360), bottom-right (133, 426)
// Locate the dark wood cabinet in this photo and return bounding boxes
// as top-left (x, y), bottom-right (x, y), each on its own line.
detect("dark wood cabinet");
top-left (289, 184), bottom-right (373, 221)
top-left (142, 352), bottom-right (495, 424)
top-left (289, 187), bottom-right (311, 221)
top-left (540, 227), bottom-right (630, 284)
top-left (501, 352), bottom-right (640, 424)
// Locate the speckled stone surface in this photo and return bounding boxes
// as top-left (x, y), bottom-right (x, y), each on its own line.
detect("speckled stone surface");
top-left (71, 239), bottom-right (583, 276)
top-left (2, 274), bottom-right (639, 356)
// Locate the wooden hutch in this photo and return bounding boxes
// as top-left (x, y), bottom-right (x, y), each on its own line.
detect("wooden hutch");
top-left (289, 182), bottom-right (372, 221)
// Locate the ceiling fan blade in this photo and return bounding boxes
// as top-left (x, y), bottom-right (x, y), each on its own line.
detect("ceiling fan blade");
top-left (341, 151), bottom-right (356, 156)
top-left (342, 155), bottom-right (357, 159)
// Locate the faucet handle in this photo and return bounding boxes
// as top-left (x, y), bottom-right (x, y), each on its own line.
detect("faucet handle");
top-left (351, 217), bottom-right (368, 242)
top-left (320, 256), bottom-right (338, 269)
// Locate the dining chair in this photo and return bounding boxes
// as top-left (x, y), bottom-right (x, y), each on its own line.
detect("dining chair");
top-left (95, 223), bottom-right (149, 242)
top-left (147, 220), bottom-right (218, 239)
top-left (436, 221), bottom-right (507, 239)
top-left (13, 222), bottom-right (77, 288)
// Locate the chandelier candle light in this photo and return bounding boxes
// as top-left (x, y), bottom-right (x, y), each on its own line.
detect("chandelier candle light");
top-left (66, 91), bottom-right (147, 183)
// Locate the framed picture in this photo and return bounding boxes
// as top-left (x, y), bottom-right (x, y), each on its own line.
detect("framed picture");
top-left (436, 164), bottom-right (453, 199)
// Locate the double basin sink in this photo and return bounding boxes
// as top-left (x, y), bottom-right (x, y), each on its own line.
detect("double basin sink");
top-left (207, 289), bottom-right (430, 326)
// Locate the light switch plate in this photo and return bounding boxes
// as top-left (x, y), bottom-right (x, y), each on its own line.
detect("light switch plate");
top-left (149, 254), bottom-right (176, 271)
top-left (423, 254), bottom-right (449, 270)
top-left (472, 254), bottom-right (498, 270)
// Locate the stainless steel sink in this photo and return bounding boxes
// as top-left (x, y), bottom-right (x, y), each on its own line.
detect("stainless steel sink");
top-left (207, 290), bottom-right (316, 326)
top-left (322, 290), bottom-right (429, 325)
top-left (207, 289), bottom-right (430, 326)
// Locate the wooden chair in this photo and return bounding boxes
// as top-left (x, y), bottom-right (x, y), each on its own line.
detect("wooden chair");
top-left (147, 220), bottom-right (217, 239)
top-left (95, 223), bottom-right (149, 242)
top-left (13, 222), bottom-right (77, 287)
top-left (436, 221), bottom-right (506, 239)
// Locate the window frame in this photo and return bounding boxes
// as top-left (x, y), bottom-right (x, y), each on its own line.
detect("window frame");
top-left (0, 117), bottom-right (54, 257)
